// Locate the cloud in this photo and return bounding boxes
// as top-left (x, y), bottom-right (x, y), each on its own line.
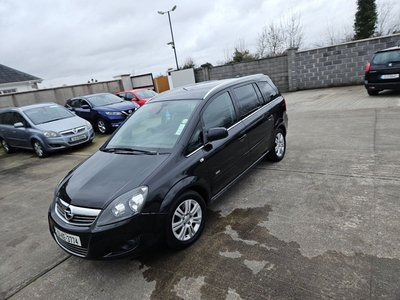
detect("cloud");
top-left (1, 0), bottom-right (399, 87)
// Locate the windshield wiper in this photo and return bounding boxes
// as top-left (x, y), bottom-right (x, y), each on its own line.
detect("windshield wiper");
top-left (102, 147), bottom-right (157, 155)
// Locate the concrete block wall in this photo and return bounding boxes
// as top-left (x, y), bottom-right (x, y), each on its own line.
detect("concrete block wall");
top-left (196, 55), bottom-right (289, 91)
top-left (0, 80), bottom-right (121, 109)
top-left (194, 33), bottom-right (400, 92)
top-left (295, 34), bottom-right (400, 89)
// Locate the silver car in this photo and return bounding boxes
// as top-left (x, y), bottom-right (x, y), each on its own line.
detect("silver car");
top-left (0, 102), bottom-right (95, 157)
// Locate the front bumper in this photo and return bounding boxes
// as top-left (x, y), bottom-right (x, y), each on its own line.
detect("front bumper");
top-left (48, 205), bottom-right (166, 260)
top-left (42, 128), bottom-right (95, 152)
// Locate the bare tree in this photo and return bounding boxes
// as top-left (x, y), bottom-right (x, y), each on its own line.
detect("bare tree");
top-left (256, 10), bottom-right (304, 58)
top-left (376, 1), bottom-right (400, 36)
top-left (318, 19), bottom-right (354, 46)
top-left (181, 57), bottom-right (196, 69)
top-left (284, 10), bottom-right (304, 49)
top-left (257, 22), bottom-right (285, 57)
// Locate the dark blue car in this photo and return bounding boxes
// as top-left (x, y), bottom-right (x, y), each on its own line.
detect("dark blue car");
top-left (65, 93), bottom-right (139, 134)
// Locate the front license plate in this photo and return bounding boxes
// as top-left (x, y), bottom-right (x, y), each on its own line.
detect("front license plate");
top-left (381, 74), bottom-right (399, 79)
top-left (70, 134), bottom-right (86, 142)
top-left (55, 228), bottom-right (81, 246)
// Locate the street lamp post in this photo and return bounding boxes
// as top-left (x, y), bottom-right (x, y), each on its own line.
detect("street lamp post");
top-left (158, 5), bottom-right (179, 70)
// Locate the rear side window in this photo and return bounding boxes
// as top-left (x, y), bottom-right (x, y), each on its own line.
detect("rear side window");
top-left (0, 112), bottom-right (14, 125)
top-left (257, 81), bottom-right (280, 104)
top-left (233, 84), bottom-right (261, 118)
top-left (202, 92), bottom-right (236, 131)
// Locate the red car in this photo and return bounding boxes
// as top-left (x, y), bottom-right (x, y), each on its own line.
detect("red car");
top-left (115, 88), bottom-right (158, 106)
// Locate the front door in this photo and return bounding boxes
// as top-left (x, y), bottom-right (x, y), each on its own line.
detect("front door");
top-left (201, 91), bottom-right (249, 196)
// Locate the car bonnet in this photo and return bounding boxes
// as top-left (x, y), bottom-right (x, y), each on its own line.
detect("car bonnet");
top-left (56, 150), bottom-right (169, 209)
top-left (34, 116), bottom-right (87, 132)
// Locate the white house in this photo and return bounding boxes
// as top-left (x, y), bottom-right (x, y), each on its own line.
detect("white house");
top-left (0, 64), bottom-right (42, 94)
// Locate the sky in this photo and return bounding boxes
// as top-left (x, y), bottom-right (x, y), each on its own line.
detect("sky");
top-left (1, 0), bottom-right (399, 88)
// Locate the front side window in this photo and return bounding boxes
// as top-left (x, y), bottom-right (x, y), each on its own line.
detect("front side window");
top-left (68, 99), bottom-right (81, 108)
top-left (233, 84), bottom-right (261, 118)
top-left (13, 112), bottom-right (27, 126)
top-left (202, 92), bottom-right (236, 131)
top-left (106, 99), bottom-right (200, 151)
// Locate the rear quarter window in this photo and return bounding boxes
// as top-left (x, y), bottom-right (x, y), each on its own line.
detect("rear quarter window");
top-left (257, 81), bottom-right (280, 104)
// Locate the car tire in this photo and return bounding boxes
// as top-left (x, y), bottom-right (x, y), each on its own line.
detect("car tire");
top-left (267, 128), bottom-right (286, 162)
top-left (1, 138), bottom-right (15, 154)
top-left (32, 140), bottom-right (48, 158)
top-left (96, 118), bottom-right (110, 134)
top-left (165, 190), bottom-right (206, 250)
top-left (367, 90), bottom-right (380, 96)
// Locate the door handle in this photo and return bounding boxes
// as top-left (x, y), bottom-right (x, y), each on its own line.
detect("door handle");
top-left (238, 134), bottom-right (246, 142)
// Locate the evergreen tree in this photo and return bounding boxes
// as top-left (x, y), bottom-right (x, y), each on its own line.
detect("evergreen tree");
top-left (354, 0), bottom-right (377, 40)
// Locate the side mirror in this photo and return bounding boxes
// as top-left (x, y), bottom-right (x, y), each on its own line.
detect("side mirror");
top-left (81, 104), bottom-right (90, 109)
top-left (14, 122), bottom-right (24, 128)
top-left (207, 127), bottom-right (228, 142)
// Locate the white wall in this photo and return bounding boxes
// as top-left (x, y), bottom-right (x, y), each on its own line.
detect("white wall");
top-left (168, 68), bottom-right (195, 89)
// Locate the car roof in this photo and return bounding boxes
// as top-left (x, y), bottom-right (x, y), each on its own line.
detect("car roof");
top-left (70, 92), bottom-right (113, 100)
top-left (0, 102), bottom-right (59, 113)
top-left (151, 74), bottom-right (271, 102)
top-left (375, 46), bottom-right (400, 53)
top-left (118, 88), bottom-right (152, 93)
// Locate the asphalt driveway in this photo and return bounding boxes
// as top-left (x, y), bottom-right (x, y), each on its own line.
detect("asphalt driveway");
top-left (1, 85), bottom-right (400, 300)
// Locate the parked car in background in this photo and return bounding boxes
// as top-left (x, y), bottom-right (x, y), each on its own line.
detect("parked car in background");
top-left (65, 93), bottom-right (139, 134)
top-left (48, 74), bottom-right (288, 259)
top-left (115, 88), bottom-right (158, 106)
top-left (364, 46), bottom-right (400, 95)
top-left (0, 103), bottom-right (94, 158)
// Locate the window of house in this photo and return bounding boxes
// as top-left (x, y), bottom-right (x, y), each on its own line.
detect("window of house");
top-left (0, 89), bottom-right (17, 94)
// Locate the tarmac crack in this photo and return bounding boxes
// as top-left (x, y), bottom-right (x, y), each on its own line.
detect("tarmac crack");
top-left (4, 255), bottom-right (71, 300)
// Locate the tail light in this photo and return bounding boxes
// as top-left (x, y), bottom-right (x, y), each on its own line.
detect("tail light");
top-left (365, 62), bottom-right (371, 72)
top-left (283, 97), bottom-right (287, 112)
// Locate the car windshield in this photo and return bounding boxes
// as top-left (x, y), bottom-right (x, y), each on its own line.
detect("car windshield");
top-left (136, 90), bottom-right (158, 99)
top-left (86, 94), bottom-right (124, 107)
top-left (104, 99), bottom-right (200, 152)
top-left (24, 104), bottom-right (74, 125)
top-left (372, 50), bottom-right (400, 64)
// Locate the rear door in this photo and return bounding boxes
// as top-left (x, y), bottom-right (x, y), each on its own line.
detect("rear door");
top-left (201, 90), bottom-right (249, 196)
top-left (10, 112), bottom-right (31, 147)
top-left (0, 112), bottom-right (15, 146)
top-left (232, 83), bottom-right (274, 165)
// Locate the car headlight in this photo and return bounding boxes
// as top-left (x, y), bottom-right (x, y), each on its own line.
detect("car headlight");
top-left (105, 111), bottom-right (122, 115)
top-left (43, 130), bottom-right (61, 137)
top-left (96, 186), bottom-right (148, 226)
top-left (85, 121), bottom-right (92, 129)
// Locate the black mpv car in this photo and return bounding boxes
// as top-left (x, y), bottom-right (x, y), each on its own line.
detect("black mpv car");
top-left (364, 46), bottom-right (400, 95)
top-left (48, 74), bottom-right (288, 259)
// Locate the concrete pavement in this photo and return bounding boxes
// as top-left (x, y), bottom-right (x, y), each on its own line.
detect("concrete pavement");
top-left (1, 85), bottom-right (400, 299)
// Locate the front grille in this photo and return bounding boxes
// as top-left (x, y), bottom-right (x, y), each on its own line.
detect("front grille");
top-left (54, 234), bottom-right (88, 257)
top-left (60, 126), bottom-right (86, 136)
top-left (56, 198), bottom-right (101, 226)
top-left (121, 108), bottom-right (136, 117)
